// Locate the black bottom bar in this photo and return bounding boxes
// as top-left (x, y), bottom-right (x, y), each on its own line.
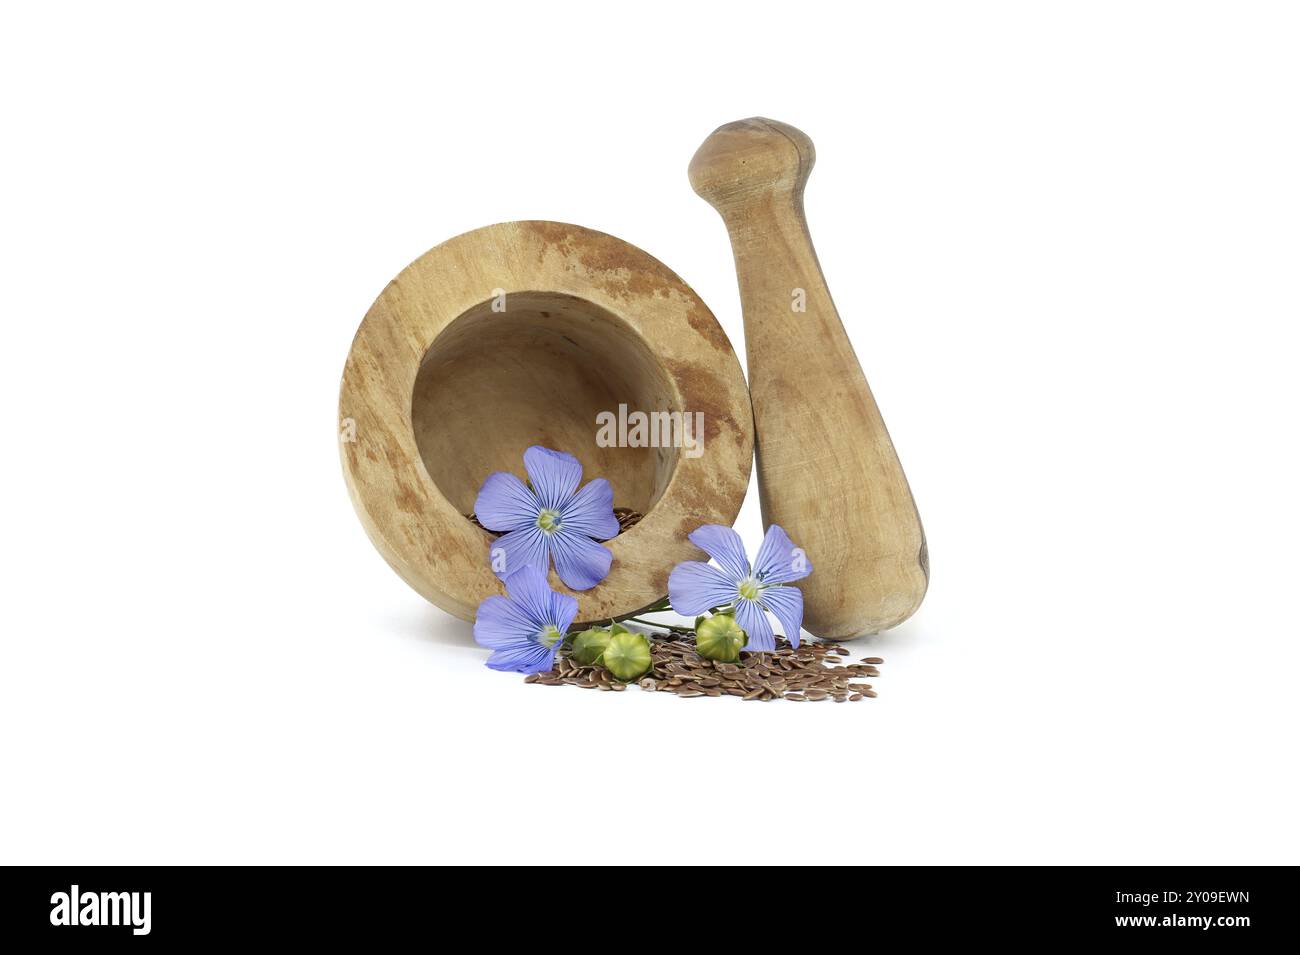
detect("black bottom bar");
top-left (1, 866), bottom-right (1288, 945)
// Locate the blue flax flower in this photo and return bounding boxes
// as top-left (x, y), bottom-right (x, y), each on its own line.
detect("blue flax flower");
top-left (474, 446), bottom-right (619, 590)
top-left (667, 524), bottom-right (813, 651)
top-left (473, 564), bottom-right (578, 673)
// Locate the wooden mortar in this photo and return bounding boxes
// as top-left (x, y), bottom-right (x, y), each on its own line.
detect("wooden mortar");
top-left (339, 221), bottom-right (754, 624)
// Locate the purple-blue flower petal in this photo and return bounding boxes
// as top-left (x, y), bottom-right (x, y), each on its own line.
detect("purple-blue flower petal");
top-left (488, 526), bottom-right (549, 582)
top-left (473, 471), bottom-right (539, 532)
top-left (735, 598), bottom-right (776, 652)
top-left (759, 585), bottom-right (804, 649)
top-left (524, 446), bottom-right (583, 510)
top-left (668, 560), bottom-right (739, 616)
top-left (752, 524), bottom-right (812, 585)
top-left (558, 477), bottom-right (619, 540)
top-left (500, 564), bottom-right (558, 627)
top-left (546, 588), bottom-right (580, 636)
top-left (486, 641), bottom-right (558, 674)
top-left (687, 524), bottom-right (750, 582)
top-left (472, 594), bottom-right (538, 650)
top-left (547, 529), bottom-right (612, 590)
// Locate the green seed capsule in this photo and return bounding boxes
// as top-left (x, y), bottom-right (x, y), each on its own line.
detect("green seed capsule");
top-left (694, 613), bottom-right (746, 663)
top-left (570, 627), bottom-right (612, 666)
top-left (602, 629), bottom-right (652, 682)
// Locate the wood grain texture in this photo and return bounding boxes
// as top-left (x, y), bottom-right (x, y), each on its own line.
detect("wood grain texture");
top-left (339, 221), bottom-right (754, 624)
top-left (690, 119), bottom-right (927, 638)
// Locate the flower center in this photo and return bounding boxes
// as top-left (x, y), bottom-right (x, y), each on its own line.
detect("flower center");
top-left (737, 576), bottom-right (762, 601)
top-left (537, 624), bottom-right (563, 648)
top-left (536, 508), bottom-right (562, 533)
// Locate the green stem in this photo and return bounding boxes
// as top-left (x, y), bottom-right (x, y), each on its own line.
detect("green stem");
top-left (562, 596), bottom-right (695, 637)
top-left (621, 616), bottom-right (675, 630)
top-left (608, 595), bottom-right (672, 622)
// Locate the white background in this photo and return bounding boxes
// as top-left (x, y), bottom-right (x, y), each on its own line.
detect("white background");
top-left (2, 2), bottom-right (1297, 865)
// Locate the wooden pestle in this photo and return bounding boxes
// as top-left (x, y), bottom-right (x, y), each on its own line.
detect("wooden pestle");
top-left (689, 118), bottom-right (927, 638)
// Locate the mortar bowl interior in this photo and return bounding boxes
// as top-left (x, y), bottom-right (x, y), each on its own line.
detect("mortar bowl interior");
top-left (412, 291), bottom-right (680, 520)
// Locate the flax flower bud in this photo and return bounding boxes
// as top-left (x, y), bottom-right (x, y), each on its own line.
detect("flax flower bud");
top-left (694, 612), bottom-right (745, 663)
top-left (603, 628), bottom-right (652, 682)
top-left (570, 627), bottom-right (612, 666)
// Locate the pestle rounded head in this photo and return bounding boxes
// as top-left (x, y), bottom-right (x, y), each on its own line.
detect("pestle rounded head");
top-left (689, 117), bottom-right (816, 211)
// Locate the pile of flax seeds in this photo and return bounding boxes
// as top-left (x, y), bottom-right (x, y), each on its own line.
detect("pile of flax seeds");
top-left (526, 634), bottom-right (883, 702)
